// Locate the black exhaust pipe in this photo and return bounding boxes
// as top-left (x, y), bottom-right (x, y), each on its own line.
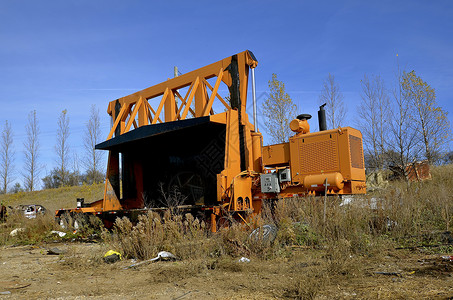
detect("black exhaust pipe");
top-left (318, 103), bottom-right (327, 131)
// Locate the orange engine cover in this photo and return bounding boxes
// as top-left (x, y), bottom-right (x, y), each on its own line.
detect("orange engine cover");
top-left (289, 127), bottom-right (365, 189)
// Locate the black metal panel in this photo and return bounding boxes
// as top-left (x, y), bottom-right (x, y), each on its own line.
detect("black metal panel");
top-left (318, 103), bottom-right (327, 131)
top-left (98, 119), bottom-right (226, 207)
top-left (96, 116), bottom-right (211, 150)
top-left (246, 50), bottom-right (257, 62)
top-left (136, 121), bottom-right (225, 207)
top-left (225, 54), bottom-right (246, 171)
top-left (226, 54), bottom-right (240, 110)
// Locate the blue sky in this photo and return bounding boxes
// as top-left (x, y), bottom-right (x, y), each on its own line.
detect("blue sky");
top-left (0, 0), bottom-right (452, 189)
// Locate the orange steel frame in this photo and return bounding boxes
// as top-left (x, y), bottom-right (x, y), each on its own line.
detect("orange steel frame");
top-left (103, 50), bottom-right (261, 211)
top-left (105, 51), bottom-right (257, 136)
top-left (55, 50), bottom-right (366, 231)
top-left (56, 50), bottom-right (264, 230)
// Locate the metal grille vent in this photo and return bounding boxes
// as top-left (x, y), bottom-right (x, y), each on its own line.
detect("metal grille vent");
top-left (299, 139), bottom-right (338, 173)
top-left (349, 135), bottom-right (364, 169)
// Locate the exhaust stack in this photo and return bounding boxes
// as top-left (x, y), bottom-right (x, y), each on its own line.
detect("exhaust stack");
top-left (318, 103), bottom-right (327, 131)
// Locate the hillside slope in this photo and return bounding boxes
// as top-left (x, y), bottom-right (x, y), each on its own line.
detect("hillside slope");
top-left (0, 183), bottom-right (104, 212)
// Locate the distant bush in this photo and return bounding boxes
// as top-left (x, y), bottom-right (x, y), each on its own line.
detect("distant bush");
top-left (42, 168), bottom-right (104, 189)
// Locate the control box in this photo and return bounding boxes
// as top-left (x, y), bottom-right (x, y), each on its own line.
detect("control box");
top-left (278, 169), bottom-right (291, 182)
top-left (260, 173), bottom-right (280, 193)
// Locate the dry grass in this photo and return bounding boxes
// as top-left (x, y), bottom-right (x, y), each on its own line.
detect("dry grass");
top-left (103, 212), bottom-right (213, 260)
top-left (0, 183), bottom-right (104, 246)
top-left (0, 182), bottom-right (104, 212)
top-left (0, 212), bottom-right (59, 245)
top-left (0, 165), bottom-right (450, 300)
top-left (99, 165), bottom-right (453, 265)
top-left (1, 165), bottom-right (452, 298)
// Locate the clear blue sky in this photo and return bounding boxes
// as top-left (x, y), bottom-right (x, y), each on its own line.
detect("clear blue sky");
top-left (0, 0), bottom-right (452, 189)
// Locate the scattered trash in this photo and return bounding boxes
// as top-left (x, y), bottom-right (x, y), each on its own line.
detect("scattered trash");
top-left (50, 231), bottom-right (67, 238)
top-left (441, 256), bottom-right (453, 262)
top-left (238, 257), bottom-right (250, 263)
top-left (11, 204), bottom-right (46, 219)
top-left (0, 291), bottom-right (11, 295)
top-left (365, 170), bottom-right (390, 192)
top-left (390, 160), bottom-right (431, 182)
top-left (249, 224), bottom-right (278, 243)
top-left (340, 195), bottom-right (386, 210)
top-left (47, 247), bottom-right (65, 255)
top-left (124, 251), bottom-right (178, 269)
top-left (103, 250), bottom-right (122, 264)
top-left (9, 228), bottom-right (26, 237)
top-left (152, 251), bottom-right (178, 262)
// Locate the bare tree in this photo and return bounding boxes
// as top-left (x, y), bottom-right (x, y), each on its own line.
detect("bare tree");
top-left (0, 121), bottom-right (14, 193)
top-left (262, 73), bottom-right (298, 144)
top-left (319, 73), bottom-right (346, 129)
top-left (356, 74), bottom-right (390, 170)
top-left (23, 110), bottom-right (40, 191)
top-left (402, 70), bottom-right (451, 164)
top-left (83, 104), bottom-right (104, 184)
top-left (387, 66), bottom-right (419, 171)
top-left (55, 109), bottom-right (70, 187)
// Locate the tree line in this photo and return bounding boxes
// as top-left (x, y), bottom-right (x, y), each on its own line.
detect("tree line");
top-left (262, 65), bottom-right (451, 171)
top-left (0, 104), bottom-right (104, 194)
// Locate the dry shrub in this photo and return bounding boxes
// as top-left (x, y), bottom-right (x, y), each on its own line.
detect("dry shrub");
top-left (218, 213), bottom-right (283, 259)
top-left (268, 197), bottom-right (375, 254)
top-left (104, 211), bottom-right (213, 260)
top-left (269, 165), bottom-right (453, 254)
top-left (105, 165), bottom-right (453, 262)
top-left (75, 214), bottom-right (104, 236)
top-left (217, 222), bottom-right (250, 257)
top-left (376, 167), bottom-right (453, 247)
top-left (105, 210), bottom-right (285, 261)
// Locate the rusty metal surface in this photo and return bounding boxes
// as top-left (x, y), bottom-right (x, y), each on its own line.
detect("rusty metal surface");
top-left (405, 160), bottom-right (432, 181)
top-left (391, 160), bottom-right (432, 181)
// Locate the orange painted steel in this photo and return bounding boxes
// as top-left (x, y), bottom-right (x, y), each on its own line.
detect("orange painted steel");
top-left (106, 50), bottom-right (257, 139)
top-left (264, 126), bottom-right (366, 198)
top-left (289, 119), bottom-right (310, 135)
top-left (55, 50), bottom-right (366, 230)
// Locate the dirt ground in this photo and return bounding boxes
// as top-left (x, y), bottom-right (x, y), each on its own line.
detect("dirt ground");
top-left (1, 242), bottom-right (452, 299)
